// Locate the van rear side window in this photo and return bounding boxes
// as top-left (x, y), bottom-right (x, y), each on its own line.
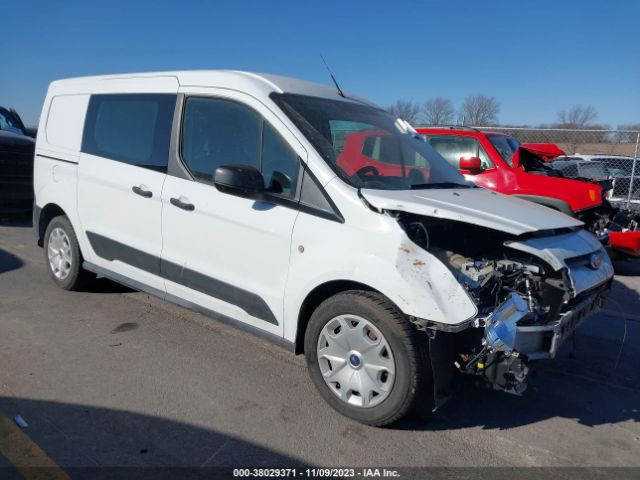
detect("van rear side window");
top-left (82, 94), bottom-right (176, 172)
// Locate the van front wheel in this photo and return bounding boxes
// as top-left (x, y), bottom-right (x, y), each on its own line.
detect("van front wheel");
top-left (304, 291), bottom-right (428, 426)
top-left (44, 215), bottom-right (94, 291)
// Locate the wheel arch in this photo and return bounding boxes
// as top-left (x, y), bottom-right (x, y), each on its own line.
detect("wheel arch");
top-left (295, 279), bottom-right (386, 354)
top-left (36, 203), bottom-right (68, 247)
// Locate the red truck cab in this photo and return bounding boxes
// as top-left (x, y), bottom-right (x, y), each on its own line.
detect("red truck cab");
top-left (416, 126), bottom-right (640, 257)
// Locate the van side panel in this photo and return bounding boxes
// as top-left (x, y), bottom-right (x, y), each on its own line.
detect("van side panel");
top-left (34, 92), bottom-right (91, 258)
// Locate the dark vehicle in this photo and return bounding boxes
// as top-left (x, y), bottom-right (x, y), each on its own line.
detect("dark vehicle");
top-left (551, 159), bottom-right (610, 181)
top-left (0, 106), bottom-right (35, 214)
top-left (557, 155), bottom-right (640, 202)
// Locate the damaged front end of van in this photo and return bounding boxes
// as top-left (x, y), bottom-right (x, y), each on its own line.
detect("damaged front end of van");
top-left (361, 188), bottom-right (614, 408)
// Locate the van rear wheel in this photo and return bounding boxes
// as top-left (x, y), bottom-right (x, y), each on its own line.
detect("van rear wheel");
top-left (304, 290), bottom-right (428, 426)
top-left (44, 215), bottom-right (94, 291)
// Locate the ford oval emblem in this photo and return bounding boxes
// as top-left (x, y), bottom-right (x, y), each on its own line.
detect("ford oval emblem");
top-left (349, 354), bottom-right (361, 368)
top-left (589, 253), bottom-right (602, 270)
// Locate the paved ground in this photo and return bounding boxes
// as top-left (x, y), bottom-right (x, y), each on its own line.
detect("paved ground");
top-left (1, 218), bottom-right (639, 472)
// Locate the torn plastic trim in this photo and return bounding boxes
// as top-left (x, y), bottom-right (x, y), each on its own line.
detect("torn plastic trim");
top-left (409, 316), bottom-right (474, 333)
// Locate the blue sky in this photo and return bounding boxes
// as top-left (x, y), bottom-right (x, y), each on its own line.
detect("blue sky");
top-left (2, 0), bottom-right (639, 126)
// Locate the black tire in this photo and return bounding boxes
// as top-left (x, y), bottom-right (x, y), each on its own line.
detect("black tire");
top-left (304, 290), bottom-right (429, 426)
top-left (43, 215), bottom-right (94, 290)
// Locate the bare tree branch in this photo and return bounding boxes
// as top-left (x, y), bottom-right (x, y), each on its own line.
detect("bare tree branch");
top-left (557, 105), bottom-right (598, 127)
top-left (422, 97), bottom-right (454, 125)
top-left (461, 95), bottom-right (500, 126)
top-left (386, 100), bottom-right (420, 124)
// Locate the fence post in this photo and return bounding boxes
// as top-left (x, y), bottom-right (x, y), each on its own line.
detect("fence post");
top-left (627, 132), bottom-right (640, 209)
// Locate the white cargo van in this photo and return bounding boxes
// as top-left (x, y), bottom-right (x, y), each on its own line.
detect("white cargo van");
top-left (33, 71), bottom-right (613, 425)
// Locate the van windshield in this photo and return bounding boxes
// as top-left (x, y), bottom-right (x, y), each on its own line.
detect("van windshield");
top-left (271, 93), bottom-right (469, 190)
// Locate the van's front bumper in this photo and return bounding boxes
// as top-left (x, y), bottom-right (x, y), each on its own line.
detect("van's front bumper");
top-left (514, 286), bottom-right (609, 360)
top-left (475, 280), bottom-right (610, 395)
top-left (470, 228), bottom-right (614, 395)
top-left (425, 229), bottom-right (614, 406)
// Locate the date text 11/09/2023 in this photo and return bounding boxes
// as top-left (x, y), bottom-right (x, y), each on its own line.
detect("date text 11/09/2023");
top-left (233, 468), bottom-right (401, 478)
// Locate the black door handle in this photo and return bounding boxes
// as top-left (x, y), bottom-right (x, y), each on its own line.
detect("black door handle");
top-left (132, 186), bottom-right (153, 198)
top-left (170, 197), bottom-right (195, 211)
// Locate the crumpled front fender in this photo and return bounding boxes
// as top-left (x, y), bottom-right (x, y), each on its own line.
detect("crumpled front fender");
top-left (394, 232), bottom-right (478, 326)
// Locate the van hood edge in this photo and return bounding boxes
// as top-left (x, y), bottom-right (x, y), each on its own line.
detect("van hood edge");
top-left (360, 187), bottom-right (583, 235)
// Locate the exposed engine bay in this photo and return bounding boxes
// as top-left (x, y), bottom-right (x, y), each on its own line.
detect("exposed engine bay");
top-left (518, 148), bottom-right (564, 177)
top-left (396, 212), bottom-right (611, 399)
top-left (401, 214), bottom-right (569, 318)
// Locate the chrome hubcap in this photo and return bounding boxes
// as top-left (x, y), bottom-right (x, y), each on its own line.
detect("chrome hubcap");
top-left (317, 314), bottom-right (395, 408)
top-left (47, 227), bottom-right (72, 280)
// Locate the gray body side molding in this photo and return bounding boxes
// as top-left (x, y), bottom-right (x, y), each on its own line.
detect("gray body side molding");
top-left (83, 261), bottom-right (294, 352)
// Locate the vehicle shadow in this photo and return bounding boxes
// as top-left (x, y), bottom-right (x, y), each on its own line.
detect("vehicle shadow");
top-left (0, 397), bottom-right (307, 475)
top-left (0, 249), bottom-right (24, 274)
top-left (395, 277), bottom-right (640, 432)
top-left (85, 277), bottom-right (135, 294)
top-left (613, 258), bottom-right (640, 277)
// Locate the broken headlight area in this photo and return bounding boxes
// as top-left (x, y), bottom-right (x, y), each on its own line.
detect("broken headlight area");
top-left (396, 213), bottom-right (608, 397)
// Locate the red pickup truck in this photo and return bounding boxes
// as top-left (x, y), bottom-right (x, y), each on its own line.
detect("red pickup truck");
top-left (416, 126), bottom-right (640, 258)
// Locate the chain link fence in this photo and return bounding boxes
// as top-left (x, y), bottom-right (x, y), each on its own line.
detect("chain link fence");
top-left (474, 127), bottom-right (640, 210)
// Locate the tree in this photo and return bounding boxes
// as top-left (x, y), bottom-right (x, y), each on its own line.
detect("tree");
top-left (386, 100), bottom-right (421, 124)
top-left (422, 97), bottom-right (454, 125)
top-left (461, 95), bottom-right (500, 126)
top-left (557, 105), bottom-right (598, 127)
top-left (614, 124), bottom-right (640, 142)
top-left (617, 123), bottom-right (640, 131)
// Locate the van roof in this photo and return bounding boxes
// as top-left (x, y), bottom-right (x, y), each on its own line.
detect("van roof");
top-left (47, 70), bottom-right (377, 107)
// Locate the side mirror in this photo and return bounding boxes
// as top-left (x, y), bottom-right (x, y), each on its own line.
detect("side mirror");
top-left (459, 156), bottom-right (483, 175)
top-left (214, 165), bottom-right (264, 198)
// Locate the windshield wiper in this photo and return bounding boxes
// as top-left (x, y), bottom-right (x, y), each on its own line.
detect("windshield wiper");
top-left (410, 182), bottom-right (472, 190)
